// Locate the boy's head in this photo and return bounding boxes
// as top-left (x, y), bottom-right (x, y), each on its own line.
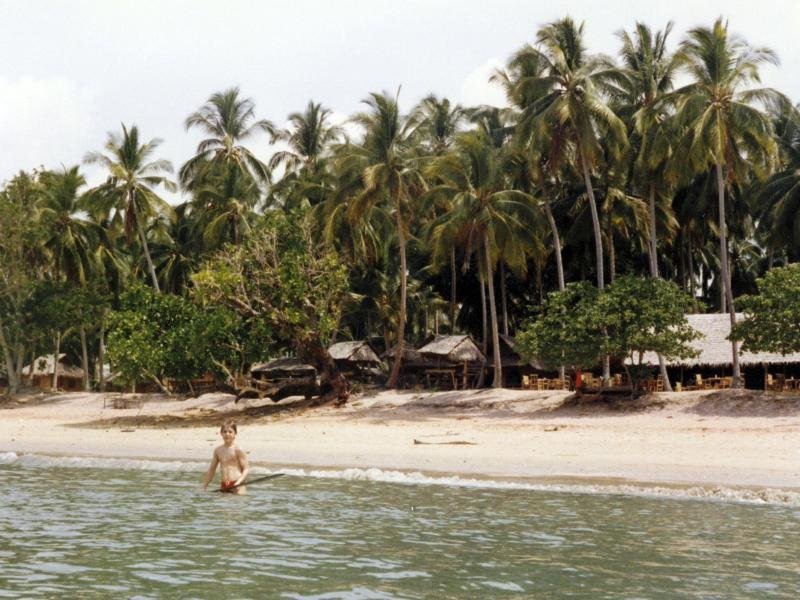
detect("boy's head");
top-left (220, 419), bottom-right (237, 434)
top-left (220, 420), bottom-right (237, 444)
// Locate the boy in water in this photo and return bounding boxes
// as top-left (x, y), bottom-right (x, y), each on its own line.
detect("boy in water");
top-left (202, 420), bottom-right (250, 494)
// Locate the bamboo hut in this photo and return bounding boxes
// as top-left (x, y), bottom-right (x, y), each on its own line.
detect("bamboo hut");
top-left (382, 343), bottom-right (435, 388)
top-left (328, 341), bottom-right (383, 381)
top-left (22, 354), bottom-right (84, 391)
top-left (417, 335), bottom-right (487, 389)
top-left (639, 313), bottom-right (800, 390)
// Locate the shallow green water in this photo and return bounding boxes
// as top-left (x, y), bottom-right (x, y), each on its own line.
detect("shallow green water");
top-left (1, 456), bottom-right (798, 599)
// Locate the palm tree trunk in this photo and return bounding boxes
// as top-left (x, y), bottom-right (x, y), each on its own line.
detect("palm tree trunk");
top-left (645, 186), bottom-right (673, 392)
top-left (450, 248), bottom-right (457, 333)
top-left (541, 190), bottom-right (565, 381)
top-left (80, 325), bottom-right (90, 391)
top-left (579, 152), bottom-right (609, 383)
top-left (715, 164), bottom-right (741, 387)
top-left (132, 194), bottom-right (160, 292)
top-left (484, 234), bottom-right (502, 388)
top-left (387, 208), bottom-right (407, 389)
top-left (607, 209), bottom-right (616, 283)
top-left (499, 263), bottom-right (509, 336)
top-left (98, 317), bottom-right (106, 392)
top-left (579, 153), bottom-right (605, 290)
top-left (540, 185), bottom-right (565, 291)
top-left (647, 185), bottom-right (659, 278)
top-left (479, 269), bottom-right (487, 354)
top-left (52, 331), bottom-right (61, 391)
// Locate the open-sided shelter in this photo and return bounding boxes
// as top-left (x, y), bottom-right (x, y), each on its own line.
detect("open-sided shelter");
top-left (639, 313), bottom-right (800, 389)
top-left (417, 335), bottom-right (487, 389)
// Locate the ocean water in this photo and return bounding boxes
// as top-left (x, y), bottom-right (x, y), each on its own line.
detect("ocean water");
top-left (1, 453), bottom-right (798, 599)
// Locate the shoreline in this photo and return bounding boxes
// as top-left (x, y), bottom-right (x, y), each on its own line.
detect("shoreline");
top-left (2, 388), bottom-right (799, 498)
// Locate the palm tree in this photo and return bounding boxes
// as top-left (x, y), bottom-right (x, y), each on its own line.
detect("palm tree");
top-left (416, 94), bottom-right (465, 332)
top-left (427, 130), bottom-right (533, 387)
top-left (38, 166), bottom-right (99, 284)
top-left (38, 166), bottom-right (102, 390)
top-left (674, 18), bottom-right (781, 387)
top-left (514, 17), bottom-right (628, 293)
top-left (612, 22), bottom-right (682, 279)
top-left (84, 124), bottom-right (176, 292)
top-left (268, 101), bottom-right (341, 211)
top-left (270, 100), bottom-right (341, 174)
top-left (755, 101), bottom-right (800, 262)
top-left (347, 91), bottom-right (424, 388)
top-left (180, 87), bottom-right (273, 190)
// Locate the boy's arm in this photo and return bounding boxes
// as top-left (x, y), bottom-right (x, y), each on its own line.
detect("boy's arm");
top-left (201, 451), bottom-right (219, 489)
top-left (235, 448), bottom-right (250, 486)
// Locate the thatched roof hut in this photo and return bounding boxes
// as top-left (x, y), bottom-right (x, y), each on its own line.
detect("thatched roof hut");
top-left (250, 358), bottom-right (316, 380)
top-left (418, 335), bottom-right (486, 365)
top-left (23, 354), bottom-right (84, 378)
top-left (328, 341), bottom-right (382, 365)
top-left (642, 313), bottom-right (800, 367)
top-left (23, 354), bottom-right (84, 390)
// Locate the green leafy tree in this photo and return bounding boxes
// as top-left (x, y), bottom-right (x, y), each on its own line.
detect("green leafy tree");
top-left (192, 210), bottom-right (350, 402)
top-left (516, 282), bottom-right (604, 374)
top-left (730, 264), bottom-right (800, 355)
top-left (597, 275), bottom-right (700, 395)
top-left (0, 171), bottom-right (45, 396)
top-left (106, 285), bottom-right (217, 391)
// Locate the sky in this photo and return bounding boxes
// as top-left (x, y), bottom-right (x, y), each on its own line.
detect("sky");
top-left (1, 0), bottom-right (798, 201)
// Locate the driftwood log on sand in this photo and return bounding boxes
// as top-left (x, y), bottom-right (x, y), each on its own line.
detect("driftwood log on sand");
top-left (234, 376), bottom-right (319, 404)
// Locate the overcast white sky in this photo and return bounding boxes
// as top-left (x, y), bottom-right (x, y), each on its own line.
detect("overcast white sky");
top-left (2, 0), bottom-right (798, 200)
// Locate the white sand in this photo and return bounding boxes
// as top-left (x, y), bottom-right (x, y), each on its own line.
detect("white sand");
top-left (2, 388), bottom-right (799, 490)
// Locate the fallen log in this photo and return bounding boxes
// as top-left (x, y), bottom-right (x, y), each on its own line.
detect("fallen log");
top-left (235, 376), bottom-right (319, 404)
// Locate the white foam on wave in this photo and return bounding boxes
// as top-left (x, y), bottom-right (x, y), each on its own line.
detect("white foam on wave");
top-left (2, 451), bottom-right (798, 507)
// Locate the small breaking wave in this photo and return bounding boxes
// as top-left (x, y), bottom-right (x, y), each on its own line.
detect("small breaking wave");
top-left (1, 451), bottom-right (798, 507)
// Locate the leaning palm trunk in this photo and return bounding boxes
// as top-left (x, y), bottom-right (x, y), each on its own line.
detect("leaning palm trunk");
top-left (132, 196), bottom-right (160, 292)
top-left (715, 164), bottom-right (741, 387)
top-left (579, 153), bottom-right (610, 383)
top-left (80, 326), bottom-right (90, 391)
top-left (387, 208), bottom-right (407, 389)
top-left (484, 234), bottom-right (502, 388)
top-left (541, 187), bottom-right (565, 381)
top-left (646, 185), bottom-right (673, 392)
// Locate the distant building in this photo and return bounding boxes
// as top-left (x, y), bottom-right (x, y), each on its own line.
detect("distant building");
top-left (23, 354), bottom-right (84, 391)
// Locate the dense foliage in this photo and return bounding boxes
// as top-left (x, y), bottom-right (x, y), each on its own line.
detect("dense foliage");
top-left (731, 264), bottom-right (800, 355)
top-left (1, 16), bottom-right (799, 396)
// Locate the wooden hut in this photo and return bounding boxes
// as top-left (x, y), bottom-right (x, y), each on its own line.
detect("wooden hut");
top-left (23, 354), bottom-right (84, 391)
top-left (417, 335), bottom-right (487, 389)
top-left (382, 343), bottom-right (435, 388)
top-left (638, 313), bottom-right (800, 390)
top-left (328, 341), bottom-right (382, 381)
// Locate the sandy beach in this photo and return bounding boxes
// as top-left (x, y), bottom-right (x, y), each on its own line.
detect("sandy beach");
top-left (2, 388), bottom-right (799, 494)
